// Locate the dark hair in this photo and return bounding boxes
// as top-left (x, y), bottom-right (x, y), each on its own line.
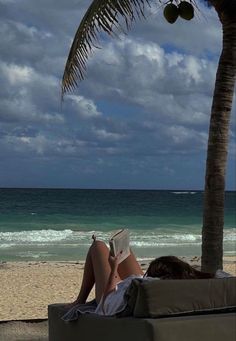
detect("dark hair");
top-left (145, 256), bottom-right (214, 279)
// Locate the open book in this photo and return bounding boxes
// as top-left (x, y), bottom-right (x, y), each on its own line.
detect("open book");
top-left (109, 229), bottom-right (130, 264)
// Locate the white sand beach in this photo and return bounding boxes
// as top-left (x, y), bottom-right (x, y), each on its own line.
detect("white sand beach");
top-left (0, 257), bottom-right (235, 321)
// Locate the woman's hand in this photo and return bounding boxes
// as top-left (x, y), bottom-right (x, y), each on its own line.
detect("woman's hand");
top-left (108, 251), bottom-right (122, 271)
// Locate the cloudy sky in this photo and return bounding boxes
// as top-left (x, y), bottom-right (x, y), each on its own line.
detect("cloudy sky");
top-left (0, 0), bottom-right (235, 190)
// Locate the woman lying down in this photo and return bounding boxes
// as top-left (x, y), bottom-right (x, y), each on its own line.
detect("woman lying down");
top-left (63, 237), bottom-right (230, 319)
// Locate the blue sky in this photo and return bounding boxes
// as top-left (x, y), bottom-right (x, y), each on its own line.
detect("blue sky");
top-left (0, 0), bottom-right (235, 190)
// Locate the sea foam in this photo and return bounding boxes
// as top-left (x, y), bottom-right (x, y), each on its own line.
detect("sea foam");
top-left (0, 228), bottom-right (235, 250)
top-left (0, 229), bottom-right (73, 245)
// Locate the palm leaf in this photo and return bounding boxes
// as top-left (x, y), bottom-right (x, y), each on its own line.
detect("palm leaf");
top-left (61, 0), bottom-right (151, 99)
top-left (61, 0), bottom-right (205, 99)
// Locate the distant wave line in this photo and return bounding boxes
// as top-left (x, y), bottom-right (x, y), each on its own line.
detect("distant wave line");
top-left (172, 191), bottom-right (197, 195)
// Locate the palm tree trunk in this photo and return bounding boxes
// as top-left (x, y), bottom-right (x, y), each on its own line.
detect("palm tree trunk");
top-left (201, 13), bottom-right (236, 273)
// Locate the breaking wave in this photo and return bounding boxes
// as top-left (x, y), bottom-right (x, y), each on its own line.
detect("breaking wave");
top-left (0, 228), bottom-right (235, 249)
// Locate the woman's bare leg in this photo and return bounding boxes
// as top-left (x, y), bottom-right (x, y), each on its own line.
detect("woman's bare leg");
top-left (90, 240), bottom-right (121, 303)
top-left (118, 249), bottom-right (144, 279)
top-left (75, 244), bottom-right (95, 304)
top-left (75, 240), bottom-right (121, 304)
top-left (73, 242), bottom-right (142, 305)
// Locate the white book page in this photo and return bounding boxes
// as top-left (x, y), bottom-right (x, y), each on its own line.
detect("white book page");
top-left (109, 229), bottom-right (130, 264)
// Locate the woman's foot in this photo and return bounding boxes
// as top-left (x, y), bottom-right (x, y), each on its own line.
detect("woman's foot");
top-left (65, 298), bottom-right (85, 309)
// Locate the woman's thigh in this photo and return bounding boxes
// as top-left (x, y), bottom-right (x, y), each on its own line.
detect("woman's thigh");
top-left (118, 249), bottom-right (144, 279)
top-left (90, 241), bottom-right (121, 302)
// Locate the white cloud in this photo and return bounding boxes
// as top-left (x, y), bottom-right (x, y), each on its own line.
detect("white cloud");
top-left (0, 0), bottom-right (235, 189)
top-left (3, 64), bottom-right (33, 84)
top-left (2, 133), bottom-right (81, 156)
top-left (94, 128), bottom-right (125, 141)
top-left (84, 37), bottom-right (216, 131)
top-left (129, 2), bottom-right (221, 56)
top-left (166, 125), bottom-right (208, 148)
top-left (179, 56), bottom-right (206, 84)
top-left (66, 95), bottom-right (102, 118)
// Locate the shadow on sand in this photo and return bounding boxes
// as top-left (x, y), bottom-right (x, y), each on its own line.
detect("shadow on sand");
top-left (0, 319), bottom-right (48, 341)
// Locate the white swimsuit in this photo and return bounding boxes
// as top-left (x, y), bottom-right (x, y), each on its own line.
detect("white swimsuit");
top-left (95, 274), bottom-right (143, 316)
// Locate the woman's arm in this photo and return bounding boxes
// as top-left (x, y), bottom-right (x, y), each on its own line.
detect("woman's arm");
top-left (101, 253), bottom-right (121, 310)
top-left (104, 258), bottom-right (119, 295)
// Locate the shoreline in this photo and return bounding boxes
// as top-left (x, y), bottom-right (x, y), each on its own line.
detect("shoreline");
top-left (0, 256), bottom-right (235, 321)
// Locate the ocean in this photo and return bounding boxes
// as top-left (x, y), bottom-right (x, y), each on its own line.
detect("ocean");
top-left (0, 188), bottom-right (235, 261)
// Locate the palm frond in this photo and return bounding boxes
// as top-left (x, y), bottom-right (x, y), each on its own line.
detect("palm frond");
top-left (61, 0), bottom-right (151, 99)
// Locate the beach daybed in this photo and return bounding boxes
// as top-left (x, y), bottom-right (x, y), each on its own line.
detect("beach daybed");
top-left (48, 277), bottom-right (236, 341)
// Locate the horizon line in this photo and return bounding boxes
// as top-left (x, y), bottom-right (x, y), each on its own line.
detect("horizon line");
top-left (0, 187), bottom-right (235, 192)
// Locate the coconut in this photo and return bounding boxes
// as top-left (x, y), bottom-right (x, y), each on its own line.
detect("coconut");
top-left (178, 1), bottom-right (194, 20)
top-left (163, 4), bottom-right (179, 24)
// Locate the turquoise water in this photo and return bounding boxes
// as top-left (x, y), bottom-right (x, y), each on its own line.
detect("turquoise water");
top-left (0, 188), bottom-right (235, 261)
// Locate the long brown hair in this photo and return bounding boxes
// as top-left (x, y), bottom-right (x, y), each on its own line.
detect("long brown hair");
top-left (145, 256), bottom-right (214, 279)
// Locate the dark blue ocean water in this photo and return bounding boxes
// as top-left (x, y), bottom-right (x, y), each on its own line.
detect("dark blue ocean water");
top-left (0, 188), bottom-right (235, 261)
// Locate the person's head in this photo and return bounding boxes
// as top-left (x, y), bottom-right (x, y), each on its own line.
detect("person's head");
top-left (145, 256), bottom-right (214, 279)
